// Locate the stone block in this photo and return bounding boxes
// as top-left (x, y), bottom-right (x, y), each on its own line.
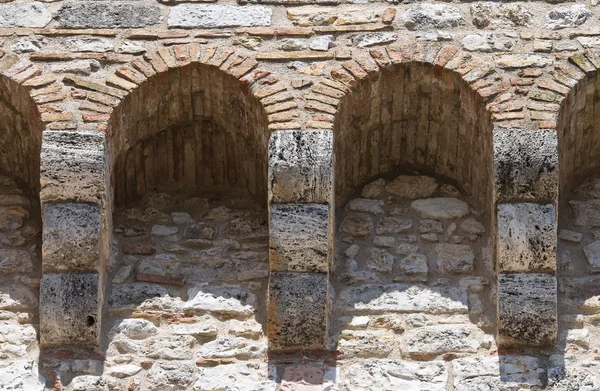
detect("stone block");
top-left (339, 360), bottom-right (447, 390)
top-left (42, 202), bottom-right (101, 272)
top-left (56, 3), bottom-right (162, 28)
top-left (268, 130), bottom-right (332, 204)
top-left (498, 273), bottom-right (557, 347)
top-left (497, 203), bottom-right (556, 272)
top-left (40, 273), bottom-right (101, 347)
top-left (401, 324), bottom-right (485, 359)
top-left (169, 5), bottom-right (272, 28)
top-left (268, 272), bottom-right (328, 350)
top-left (494, 129), bottom-right (558, 203)
top-left (40, 131), bottom-right (106, 203)
top-left (0, 2), bottom-right (51, 28)
top-left (270, 203), bottom-right (329, 273)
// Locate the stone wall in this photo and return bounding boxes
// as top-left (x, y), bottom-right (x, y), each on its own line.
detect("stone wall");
top-left (2, 0), bottom-right (600, 389)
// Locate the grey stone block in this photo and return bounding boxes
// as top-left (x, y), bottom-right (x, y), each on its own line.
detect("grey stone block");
top-left (268, 272), bottom-right (328, 350)
top-left (42, 202), bottom-right (101, 272)
top-left (40, 273), bottom-right (101, 347)
top-left (0, 2), bottom-right (51, 28)
top-left (268, 130), bottom-right (332, 204)
top-left (56, 3), bottom-right (162, 28)
top-left (497, 203), bottom-right (556, 272)
top-left (494, 129), bottom-right (558, 203)
top-left (168, 5), bottom-right (272, 28)
top-left (498, 273), bottom-right (557, 347)
top-left (40, 131), bottom-right (106, 203)
top-left (270, 204), bottom-right (330, 273)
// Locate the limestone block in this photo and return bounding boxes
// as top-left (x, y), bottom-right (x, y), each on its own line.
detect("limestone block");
top-left (42, 202), bottom-right (101, 272)
top-left (40, 273), bottom-right (101, 347)
top-left (494, 129), bottom-right (558, 203)
top-left (401, 324), bottom-right (485, 358)
top-left (268, 130), bottom-right (332, 204)
top-left (410, 198), bottom-right (470, 220)
top-left (184, 285), bottom-right (256, 316)
top-left (169, 5), bottom-right (272, 28)
top-left (402, 4), bottom-right (465, 31)
top-left (339, 284), bottom-right (468, 314)
top-left (497, 203), bottom-right (556, 272)
top-left (268, 272), bottom-right (328, 350)
top-left (498, 273), bottom-right (557, 347)
top-left (40, 131), bottom-right (106, 203)
top-left (56, 3), bottom-right (162, 28)
top-left (0, 2), bottom-right (51, 28)
top-left (270, 203), bottom-right (329, 273)
top-left (545, 4), bottom-right (591, 30)
top-left (452, 356), bottom-right (544, 389)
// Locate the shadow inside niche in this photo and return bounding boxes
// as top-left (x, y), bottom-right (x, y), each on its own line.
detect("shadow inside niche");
top-left (0, 173), bottom-right (45, 389)
top-left (50, 191), bottom-right (271, 390)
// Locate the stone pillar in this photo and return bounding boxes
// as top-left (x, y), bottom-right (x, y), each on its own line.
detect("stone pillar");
top-left (39, 130), bottom-right (109, 348)
top-left (267, 129), bottom-right (333, 351)
top-left (493, 128), bottom-right (558, 347)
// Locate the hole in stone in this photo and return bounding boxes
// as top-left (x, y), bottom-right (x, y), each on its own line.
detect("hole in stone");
top-left (86, 316), bottom-right (96, 327)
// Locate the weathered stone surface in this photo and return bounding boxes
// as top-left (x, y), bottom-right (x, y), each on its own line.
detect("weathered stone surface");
top-left (113, 319), bottom-right (157, 340)
top-left (107, 364), bottom-right (142, 378)
top-left (339, 360), bottom-right (446, 391)
top-left (339, 284), bottom-right (468, 313)
top-left (0, 249), bottom-right (32, 274)
top-left (583, 241), bottom-right (600, 272)
top-left (338, 329), bottom-right (395, 358)
top-left (0, 2), bottom-right (51, 28)
top-left (361, 178), bottom-right (386, 199)
top-left (402, 4), bottom-right (465, 31)
top-left (497, 203), bottom-right (556, 272)
top-left (269, 130), bottom-right (332, 204)
top-left (494, 129), bottom-right (557, 202)
top-left (56, 3), bottom-right (162, 28)
top-left (0, 284), bottom-right (37, 310)
top-left (376, 217), bottom-right (412, 234)
top-left (270, 203), bottom-right (329, 273)
top-left (40, 131), bottom-right (106, 203)
top-left (268, 272), bottom-right (328, 350)
top-left (348, 198), bottom-right (384, 215)
top-left (436, 243), bottom-right (474, 274)
top-left (40, 273), bottom-right (100, 347)
top-left (411, 198), bottom-right (470, 220)
top-left (452, 356), bottom-right (544, 389)
top-left (366, 248), bottom-right (394, 273)
top-left (470, 3), bottom-right (532, 29)
top-left (198, 335), bottom-right (265, 359)
top-left (42, 202), bottom-right (100, 272)
top-left (570, 200), bottom-right (600, 227)
top-left (498, 273), bottom-right (557, 346)
top-left (109, 283), bottom-right (168, 309)
top-left (401, 324), bottom-right (484, 358)
top-left (184, 285), bottom-right (256, 316)
top-left (395, 253), bottom-right (428, 282)
top-left (545, 4), bottom-right (591, 30)
top-left (287, 7), bottom-right (378, 27)
top-left (353, 32), bottom-right (398, 48)
top-left (193, 364), bottom-right (273, 391)
top-left (0, 361), bottom-right (45, 391)
top-left (558, 229), bottom-right (582, 243)
top-left (385, 175), bottom-right (437, 198)
top-left (0, 207), bottom-right (28, 231)
top-left (340, 214), bottom-right (373, 237)
top-left (573, 177), bottom-right (600, 198)
top-left (169, 5), bottom-right (271, 28)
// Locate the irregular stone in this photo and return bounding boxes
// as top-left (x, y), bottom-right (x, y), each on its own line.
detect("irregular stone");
top-left (51, 60), bottom-right (101, 75)
top-left (56, 3), bottom-right (162, 28)
top-left (460, 218), bottom-right (485, 235)
top-left (395, 253), bottom-right (428, 282)
top-left (339, 360), bottom-right (447, 391)
top-left (376, 217), bottom-right (412, 234)
top-left (401, 324), bottom-right (484, 358)
top-left (116, 41), bottom-right (147, 55)
top-left (395, 243), bottom-right (418, 255)
top-left (106, 364), bottom-right (142, 378)
top-left (570, 200), bottom-right (600, 227)
top-left (339, 214), bottom-right (373, 237)
top-left (470, 3), bottom-right (532, 29)
top-left (193, 364), bottom-right (272, 391)
top-left (461, 34), bottom-right (492, 52)
top-left (345, 244), bottom-right (360, 258)
top-left (151, 225), bottom-right (178, 236)
top-left (147, 362), bottom-right (196, 391)
top-left (436, 244), bottom-right (474, 274)
top-left (114, 319), bottom-right (157, 340)
top-left (109, 283), bottom-right (168, 309)
top-left (385, 175), bottom-right (437, 198)
top-left (145, 335), bottom-right (196, 360)
top-left (367, 248), bottom-right (394, 273)
top-left (574, 177), bottom-right (600, 198)
top-left (138, 254), bottom-right (181, 277)
top-left (452, 356), bottom-right (544, 389)
top-left (411, 198), bottom-right (470, 220)
top-left (545, 4), bottom-right (591, 30)
top-left (0, 206), bottom-right (28, 231)
top-left (0, 360), bottom-right (45, 391)
top-left (69, 376), bottom-right (106, 391)
top-left (172, 321), bottom-right (218, 338)
top-left (198, 335), bottom-right (265, 359)
top-left (0, 2), bottom-right (51, 27)
top-left (361, 178), bottom-right (386, 198)
top-left (583, 241), bottom-right (600, 272)
top-left (184, 285), bottom-right (255, 316)
top-left (353, 32), bottom-right (398, 48)
top-left (0, 284), bottom-right (37, 310)
top-left (64, 37), bottom-right (113, 52)
top-left (279, 39), bottom-right (308, 51)
top-left (373, 236), bottom-right (395, 248)
top-left (498, 273), bottom-right (557, 346)
top-left (0, 250), bottom-right (32, 274)
top-left (402, 4), bottom-right (465, 31)
top-left (419, 219), bottom-right (443, 234)
top-left (497, 203), bottom-right (556, 272)
top-left (348, 198), bottom-right (384, 215)
top-left (338, 329), bottom-right (395, 358)
top-left (268, 272), bottom-right (328, 349)
top-left (169, 5), bottom-right (271, 28)
top-left (495, 54), bottom-right (553, 68)
top-left (287, 7), bottom-right (378, 26)
top-left (309, 35), bottom-right (333, 51)
top-left (228, 319), bottom-right (263, 339)
top-left (566, 328), bottom-right (589, 348)
top-left (339, 284), bottom-right (468, 313)
top-left (40, 273), bottom-right (100, 347)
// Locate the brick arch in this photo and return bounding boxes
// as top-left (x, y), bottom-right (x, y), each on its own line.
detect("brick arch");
top-left (103, 45), bottom-right (276, 206)
top-left (327, 45), bottom-right (494, 212)
top-left (0, 55), bottom-right (46, 194)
